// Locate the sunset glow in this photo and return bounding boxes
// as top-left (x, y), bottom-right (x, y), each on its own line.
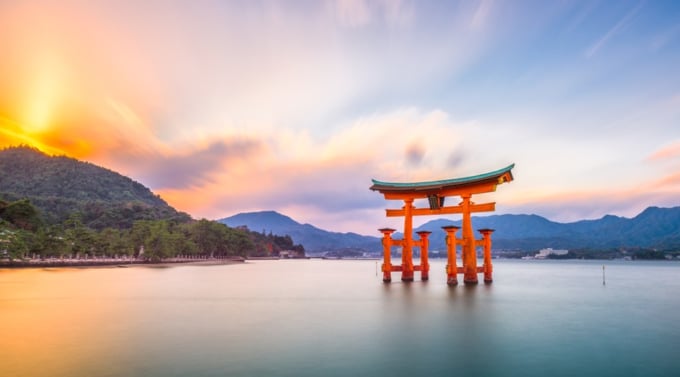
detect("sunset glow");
top-left (1, 0), bottom-right (679, 234)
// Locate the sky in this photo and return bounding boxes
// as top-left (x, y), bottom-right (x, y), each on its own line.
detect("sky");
top-left (1, 0), bottom-right (679, 235)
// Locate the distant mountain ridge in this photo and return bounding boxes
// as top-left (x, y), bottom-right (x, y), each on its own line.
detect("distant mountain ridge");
top-left (220, 206), bottom-right (680, 253)
top-left (409, 206), bottom-right (680, 251)
top-left (0, 146), bottom-right (190, 228)
top-left (219, 211), bottom-right (380, 253)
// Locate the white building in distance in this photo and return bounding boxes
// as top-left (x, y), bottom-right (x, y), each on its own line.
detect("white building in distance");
top-left (535, 248), bottom-right (569, 259)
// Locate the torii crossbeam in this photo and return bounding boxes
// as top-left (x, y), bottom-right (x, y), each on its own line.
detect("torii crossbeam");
top-left (370, 164), bottom-right (514, 285)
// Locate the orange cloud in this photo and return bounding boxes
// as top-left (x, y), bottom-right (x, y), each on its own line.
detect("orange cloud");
top-left (653, 172), bottom-right (680, 188)
top-left (0, 1), bottom-right (168, 158)
top-left (0, 116), bottom-right (65, 155)
top-left (497, 170), bottom-right (680, 223)
top-left (647, 140), bottom-right (680, 161)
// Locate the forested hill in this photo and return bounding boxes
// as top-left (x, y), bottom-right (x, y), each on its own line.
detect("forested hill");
top-left (0, 146), bottom-right (190, 228)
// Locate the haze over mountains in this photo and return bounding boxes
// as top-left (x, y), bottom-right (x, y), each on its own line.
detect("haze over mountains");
top-left (221, 207), bottom-right (680, 253)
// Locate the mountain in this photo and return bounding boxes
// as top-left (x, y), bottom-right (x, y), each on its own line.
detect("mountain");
top-left (410, 206), bottom-right (680, 251)
top-left (220, 206), bottom-right (680, 254)
top-left (0, 146), bottom-right (190, 228)
top-left (218, 211), bottom-right (380, 253)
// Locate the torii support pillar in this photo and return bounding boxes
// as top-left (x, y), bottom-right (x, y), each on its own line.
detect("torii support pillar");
top-left (460, 195), bottom-right (479, 285)
top-left (478, 229), bottom-right (494, 284)
top-left (379, 228), bottom-right (396, 283)
top-left (401, 199), bottom-right (415, 282)
top-left (416, 231), bottom-right (431, 281)
top-left (442, 225), bottom-right (460, 286)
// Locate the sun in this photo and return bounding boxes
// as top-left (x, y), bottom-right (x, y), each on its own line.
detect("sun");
top-left (0, 51), bottom-right (71, 154)
top-left (22, 57), bottom-right (63, 134)
top-left (24, 95), bottom-right (52, 134)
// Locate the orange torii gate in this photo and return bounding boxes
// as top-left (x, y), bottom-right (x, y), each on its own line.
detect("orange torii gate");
top-left (370, 164), bottom-right (514, 285)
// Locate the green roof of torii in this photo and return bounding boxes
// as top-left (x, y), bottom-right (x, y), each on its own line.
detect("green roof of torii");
top-left (370, 163), bottom-right (515, 192)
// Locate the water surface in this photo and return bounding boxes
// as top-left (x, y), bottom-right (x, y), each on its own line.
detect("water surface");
top-left (2, 259), bottom-right (679, 377)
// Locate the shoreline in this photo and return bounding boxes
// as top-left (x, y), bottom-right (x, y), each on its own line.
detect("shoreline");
top-left (0, 257), bottom-right (246, 269)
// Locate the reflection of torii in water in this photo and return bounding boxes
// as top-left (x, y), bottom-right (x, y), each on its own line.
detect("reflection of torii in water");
top-left (370, 164), bottom-right (514, 285)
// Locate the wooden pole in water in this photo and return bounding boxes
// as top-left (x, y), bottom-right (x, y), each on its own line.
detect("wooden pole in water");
top-left (602, 265), bottom-right (606, 285)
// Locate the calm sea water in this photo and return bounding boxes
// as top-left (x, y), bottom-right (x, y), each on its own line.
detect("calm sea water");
top-left (2, 259), bottom-right (679, 377)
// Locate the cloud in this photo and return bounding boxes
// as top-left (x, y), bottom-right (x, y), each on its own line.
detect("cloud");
top-left (647, 140), bottom-right (680, 162)
top-left (133, 139), bottom-right (262, 190)
top-left (156, 108), bottom-right (506, 234)
top-left (331, 0), bottom-right (413, 28)
top-left (519, 192), bottom-right (680, 223)
top-left (653, 172), bottom-right (680, 188)
top-left (333, 0), bottom-right (372, 27)
top-left (0, 116), bottom-right (63, 155)
top-left (405, 140), bottom-right (425, 166)
top-left (247, 166), bottom-right (382, 213)
top-left (650, 22), bottom-right (680, 51)
top-left (154, 153), bottom-right (390, 234)
top-left (498, 169), bottom-right (680, 223)
top-left (447, 150), bottom-right (466, 169)
top-left (143, 108), bottom-right (468, 226)
top-left (585, 1), bottom-right (644, 58)
top-left (1, 0), bottom-right (492, 153)
top-left (470, 0), bottom-right (493, 30)
top-left (319, 108), bottom-right (476, 181)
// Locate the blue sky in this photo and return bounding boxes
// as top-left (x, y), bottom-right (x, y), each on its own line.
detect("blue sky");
top-left (1, 0), bottom-right (679, 234)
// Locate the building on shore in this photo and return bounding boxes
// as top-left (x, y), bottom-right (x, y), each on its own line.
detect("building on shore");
top-left (534, 248), bottom-right (568, 259)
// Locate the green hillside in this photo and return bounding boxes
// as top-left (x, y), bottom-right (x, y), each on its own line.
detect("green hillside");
top-left (0, 146), bottom-right (190, 228)
top-left (0, 146), bottom-right (304, 262)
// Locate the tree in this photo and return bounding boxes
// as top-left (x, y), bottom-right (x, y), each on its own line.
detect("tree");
top-left (189, 219), bottom-right (230, 257)
top-left (0, 199), bottom-right (42, 231)
top-left (142, 221), bottom-right (176, 262)
top-left (225, 228), bottom-right (254, 257)
top-left (130, 220), bottom-right (153, 257)
top-left (37, 225), bottom-right (69, 258)
top-left (63, 213), bottom-right (96, 257)
top-left (97, 227), bottom-right (130, 257)
top-left (0, 228), bottom-right (28, 261)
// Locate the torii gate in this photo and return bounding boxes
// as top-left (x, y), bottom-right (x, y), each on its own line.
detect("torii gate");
top-left (370, 164), bottom-right (514, 285)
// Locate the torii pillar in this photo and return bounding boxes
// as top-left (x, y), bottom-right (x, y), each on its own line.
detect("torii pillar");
top-left (442, 225), bottom-right (460, 285)
top-left (379, 228), bottom-right (396, 283)
top-left (478, 229), bottom-right (494, 283)
top-left (416, 230), bottom-right (431, 281)
top-left (370, 164), bottom-right (514, 285)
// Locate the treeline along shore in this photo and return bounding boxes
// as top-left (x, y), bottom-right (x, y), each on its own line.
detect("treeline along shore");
top-left (1, 146), bottom-right (306, 266)
top-left (0, 255), bottom-right (246, 268)
top-left (1, 197), bottom-right (305, 266)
